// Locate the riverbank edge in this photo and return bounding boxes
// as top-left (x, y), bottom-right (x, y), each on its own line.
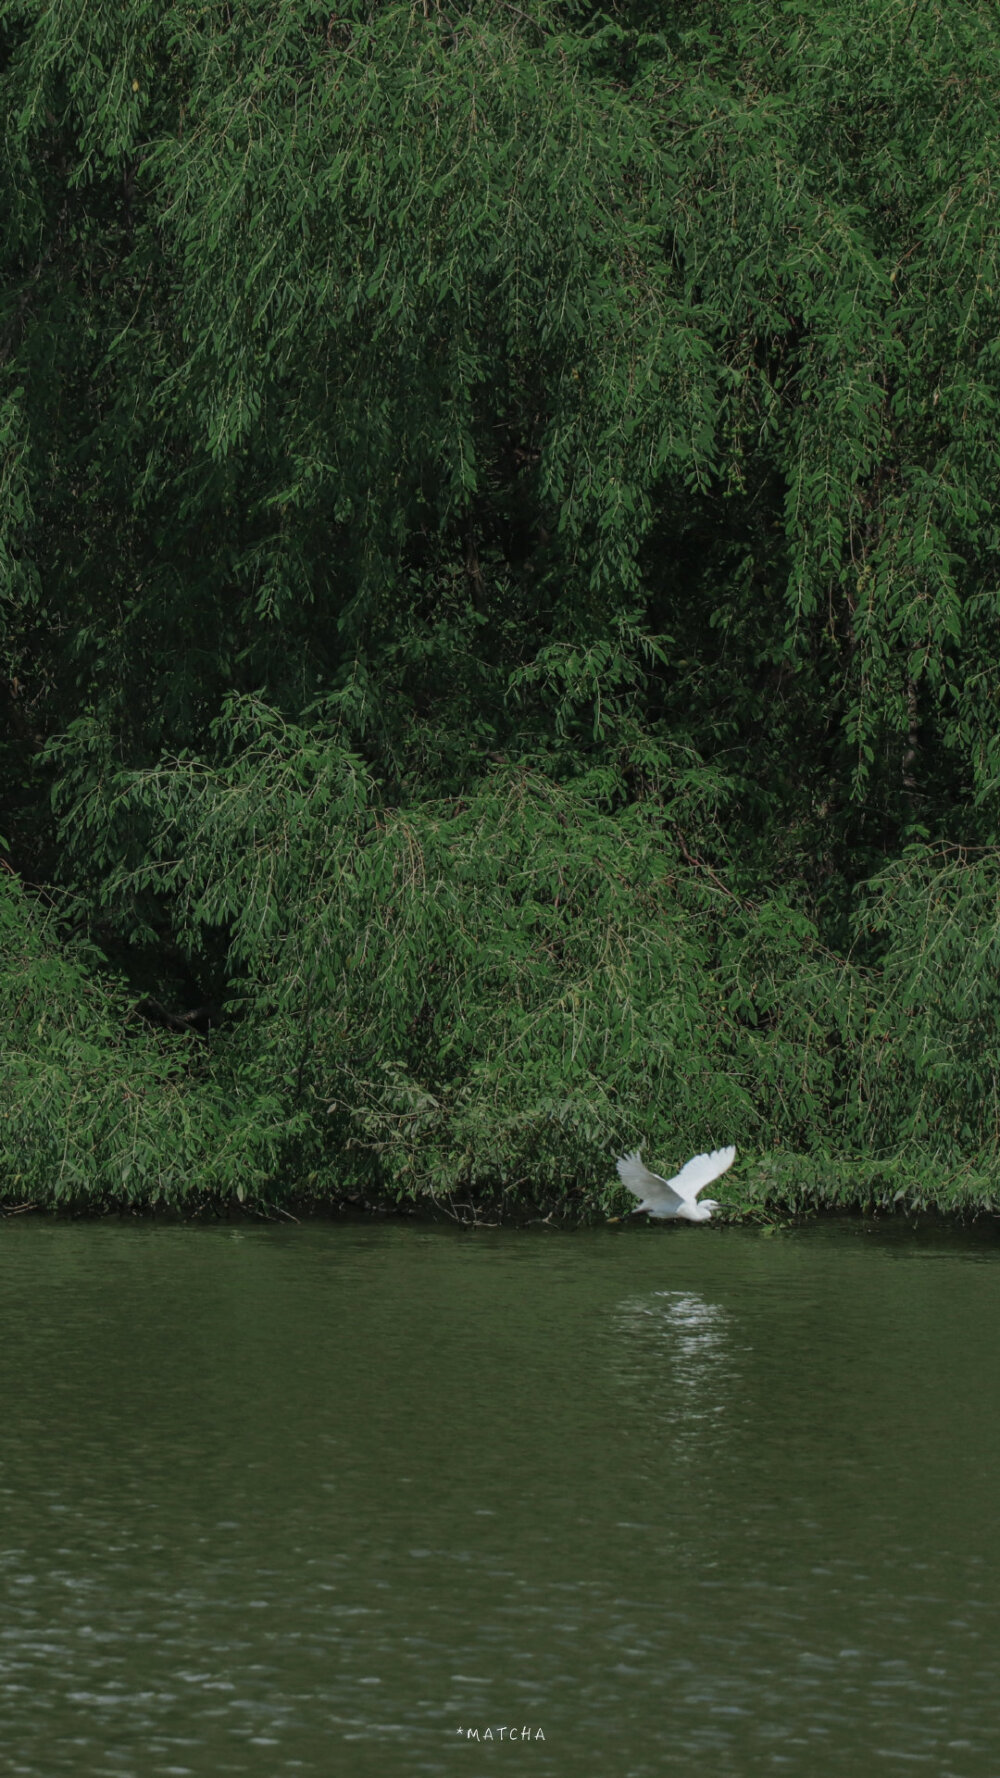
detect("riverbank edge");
top-left (3, 1155), bottom-right (999, 1227)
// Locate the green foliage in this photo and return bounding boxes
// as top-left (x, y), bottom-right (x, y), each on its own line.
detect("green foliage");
top-left (5, 0), bottom-right (1000, 831)
top-left (0, 867), bottom-right (305, 1208)
top-left (19, 699), bottom-right (997, 1215)
top-left (850, 846), bottom-right (1000, 1163)
top-left (2, 1), bottom-right (1000, 1213)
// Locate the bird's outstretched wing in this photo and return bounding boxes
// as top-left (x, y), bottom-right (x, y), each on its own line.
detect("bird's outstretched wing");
top-left (616, 1150), bottom-right (682, 1213)
top-left (667, 1146), bottom-right (736, 1200)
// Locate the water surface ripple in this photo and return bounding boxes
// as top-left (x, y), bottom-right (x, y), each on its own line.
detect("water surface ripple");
top-left (1, 1215), bottom-right (998, 1776)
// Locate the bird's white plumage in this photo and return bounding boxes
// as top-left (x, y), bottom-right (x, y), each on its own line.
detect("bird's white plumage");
top-left (616, 1146), bottom-right (736, 1222)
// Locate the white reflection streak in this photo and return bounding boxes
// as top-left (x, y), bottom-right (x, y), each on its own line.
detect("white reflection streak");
top-left (614, 1291), bottom-right (733, 1455)
top-left (656, 1292), bottom-right (728, 1389)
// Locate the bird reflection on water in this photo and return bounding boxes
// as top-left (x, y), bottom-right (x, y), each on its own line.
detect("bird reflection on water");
top-left (611, 1289), bottom-right (740, 1487)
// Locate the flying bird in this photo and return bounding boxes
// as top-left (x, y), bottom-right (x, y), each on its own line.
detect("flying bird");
top-left (616, 1146), bottom-right (736, 1222)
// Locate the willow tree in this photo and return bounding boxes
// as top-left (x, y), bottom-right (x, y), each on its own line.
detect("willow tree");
top-left (3, 0), bottom-right (1000, 1208)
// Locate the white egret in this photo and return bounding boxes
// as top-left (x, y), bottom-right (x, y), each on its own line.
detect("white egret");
top-left (616, 1146), bottom-right (736, 1223)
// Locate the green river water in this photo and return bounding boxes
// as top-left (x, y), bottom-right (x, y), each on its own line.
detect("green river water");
top-left (1, 1216), bottom-right (999, 1777)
